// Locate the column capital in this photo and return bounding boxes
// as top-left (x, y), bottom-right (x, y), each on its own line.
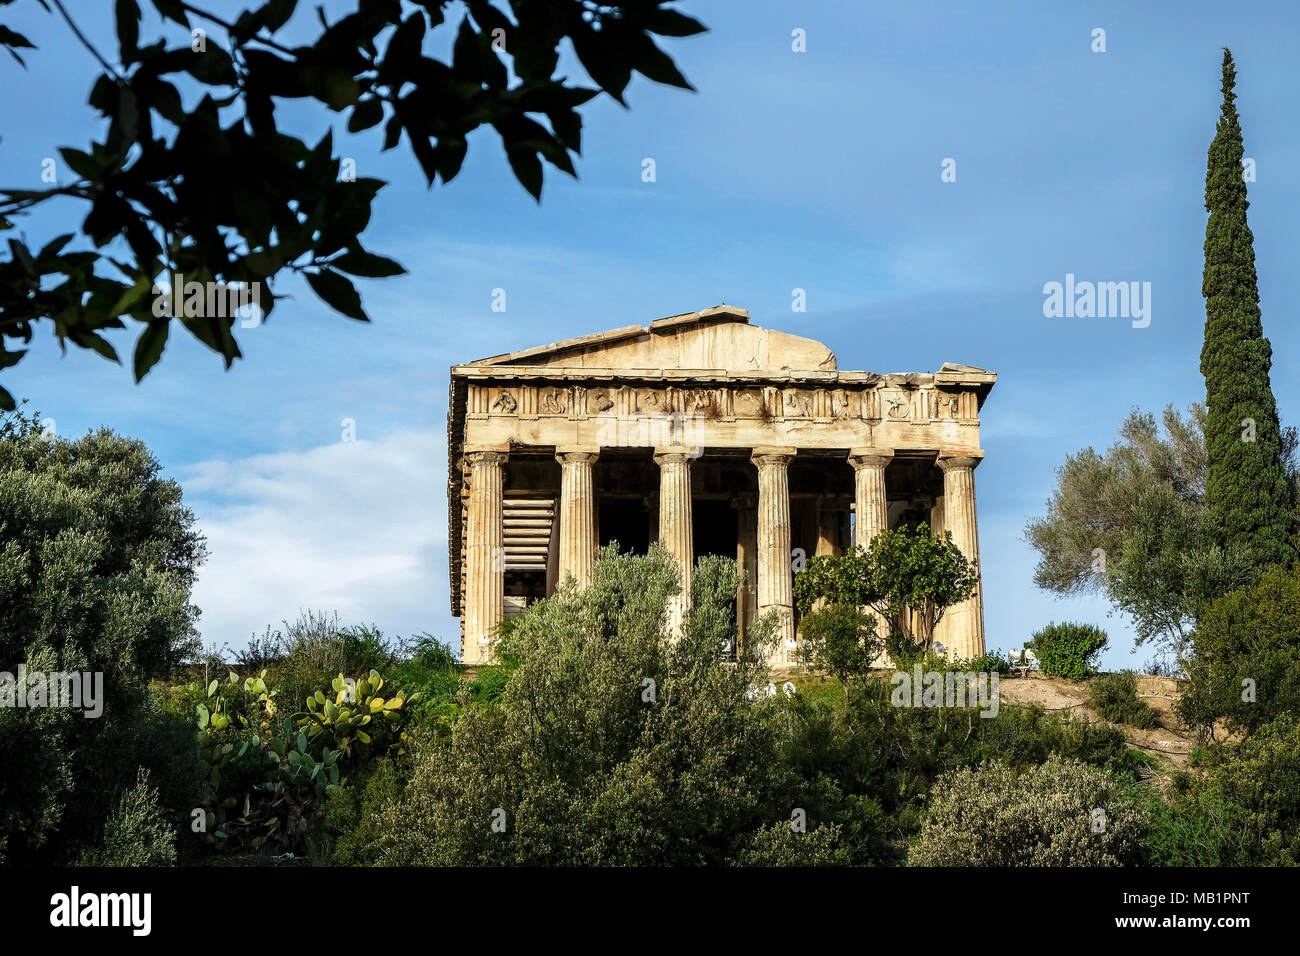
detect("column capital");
top-left (653, 448), bottom-right (699, 465)
top-left (937, 450), bottom-right (984, 472)
top-left (849, 447), bottom-right (894, 469)
top-left (465, 447), bottom-right (509, 466)
top-left (751, 446), bottom-right (796, 467)
top-left (555, 447), bottom-right (599, 465)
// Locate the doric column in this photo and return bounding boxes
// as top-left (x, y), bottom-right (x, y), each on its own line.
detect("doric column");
top-left (937, 453), bottom-right (985, 659)
top-left (849, 449), bottom-right (893, 663)
top-left (731, 493), bottom-right (758, 647)
top-left (555, 448), bottom-right (599, 589)
top-left (929, 494), bottom-right (950, 650)
top-left (849, 449), bottom-right (893, 547)
top-left (752, 448), bottom-right (796, 665)
top-left (464, 448), bottom-right (507, 664)
top-left (654, 450), bottom-right (694, 637)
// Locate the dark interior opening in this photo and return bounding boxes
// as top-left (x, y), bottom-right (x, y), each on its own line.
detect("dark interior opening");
top-left (693, 499), bottom-right (738, 560)
top-left (599, 497), bottom-right (650, 555)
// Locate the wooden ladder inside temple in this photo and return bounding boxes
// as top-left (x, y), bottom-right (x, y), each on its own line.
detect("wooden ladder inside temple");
top-left (502, 496), bottom-right (556, 575)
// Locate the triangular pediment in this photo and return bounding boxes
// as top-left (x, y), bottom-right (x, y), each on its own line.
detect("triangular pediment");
top-left (468, 305), bottom-right (838, 373)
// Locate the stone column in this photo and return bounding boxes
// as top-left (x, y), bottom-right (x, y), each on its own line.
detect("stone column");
top-left (929, 493), bottom-right (949, 650)
top-left (654, 450), bottom-right (694, 637)
top-left (938, 453), bottom-right (985, 660)
top-left (464, 448), bottom-right (507, 665)
top-left (850, 449), bottom-right (893, 663)
top-left (555, 449), bottom-right (599, 589)
top-left (731, 493), bottom-right (758, 647)
top-left (752, 448), bottom-right (796, 665)
top-left (849, 449), bottom-right (892, 547)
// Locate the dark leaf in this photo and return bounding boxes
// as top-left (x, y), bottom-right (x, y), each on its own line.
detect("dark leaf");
top-left (346, 97), bottom-right (383, 132)
top-left (133, 320), bottom-right (169, 381)
top-left (648, 9), bottom-right (708, 38)
top-left (330, 249), bottom-right (405, 277)
top-left (306, 268), bottom-right (368, 320)
top-left (115, 0), bottom-right (140, 61)
top-left (505, 145), bottom-right (543, 201)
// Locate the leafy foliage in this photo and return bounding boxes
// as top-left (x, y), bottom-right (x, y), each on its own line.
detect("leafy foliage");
top-left (909, 756), bottom-right (1149, 866)
top-left (369, 546), bottom-right (849, 866)
top-left (1024, 403), bottom-right (1282, 661)
top-left (795, 604), bottom-right (881, 691)
top-left (1088, 671), bottom-right (1158, 730)
top-left (794, 523), bottom-right (978, 654)
top-left (1026, 622), bottom-right (1108, 681)
top-left (0, 404), bottom-right (204, 863)
top-left (1178, 564), bottom-right (1300, 737)
top-left (777, 677), bottom-right (1139, 864)
top-left (76, 767), bottom-right (178, 867)
top-left (181, 664), bottom-right (415, 855)
top-left (1148, 716), bottom-right (1300, 866)
top-left (0, 0), bottom-right (707, 405)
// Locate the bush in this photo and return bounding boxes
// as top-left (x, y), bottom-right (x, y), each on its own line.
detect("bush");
top-left (1144, 789), bottom-right (1238, 866)
top-left (958, 649), bottom-right (1010, 674)
top-left (76, 768), bottom-right (177, 867)
top-left (371, 546), bottom-right (803, 866)
top-left (796, 604), bottom-right (882, 689)
top-left (315, 756), bottom-right (408, 866)
top-left (1089, 671), bottom-right (1158, 729)
top-left (730, 821), bottom-right (849, 866)
top-left (1027, 622), bottom-right (1108, 680)
top-left (178, 664), bottom-right (415, 857)
top-left (1202, 715), bottom-right (1300, 865)
top-left (1178, 565), bottom-right (1300, 736)
top-left (268, 612), bottom-right (399, 720)
top-left (389, 635), bottom-right (465, 736)
top-left (909, 756), bottom-right (1148, 866)
top-left (770, 672), bottom-right (1140, 865)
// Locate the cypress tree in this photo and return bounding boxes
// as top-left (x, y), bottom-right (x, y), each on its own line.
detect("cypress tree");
top-left (1200, 49), bottom-right (1293, 568)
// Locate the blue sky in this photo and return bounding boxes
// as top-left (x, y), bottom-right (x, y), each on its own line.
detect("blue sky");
top-left (4, 1), bottom-right (1298, 668)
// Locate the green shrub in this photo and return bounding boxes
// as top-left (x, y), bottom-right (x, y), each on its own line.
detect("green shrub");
top-left (730, 821), bottom-right (849, 866)
top-left (1027, 622), bottom-right (1108, 680)
top-left (1202, 715), bottom-right (1300, 865)
top-left (1144, 789), bottom-right (1237, 866)
top-left (769, 671), bottom-right (1139, 865)
top-left (958, 649), bottom-right (1010, 674)
top-left (909, 756), bottom-right (1149, 866)
top-left (796, 604), bottom-right (881, 689)
top-left (318, 756), bottom-right (407, 865)
top-left (76, 768), bottom-right (177, 867)
top-left (372, 546), bottom-right (802, 866)
top-left (1089, 671), bottom-right (1158, 729)
top-left (186, 665), bottom-right (415, 856)
top-left (1178, 565), bottom-right (1300, 736)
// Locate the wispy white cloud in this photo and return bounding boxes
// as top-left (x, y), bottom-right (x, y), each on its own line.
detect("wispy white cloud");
top-left (180, 428), bottom-right (454, 651)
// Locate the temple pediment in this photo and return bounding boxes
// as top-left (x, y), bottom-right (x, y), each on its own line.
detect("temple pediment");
top-left (468, 305), bottom-right (838, 374)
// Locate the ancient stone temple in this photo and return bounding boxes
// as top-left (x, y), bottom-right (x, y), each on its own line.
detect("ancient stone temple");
top-left (447, 306), bottom-right (995, 667)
